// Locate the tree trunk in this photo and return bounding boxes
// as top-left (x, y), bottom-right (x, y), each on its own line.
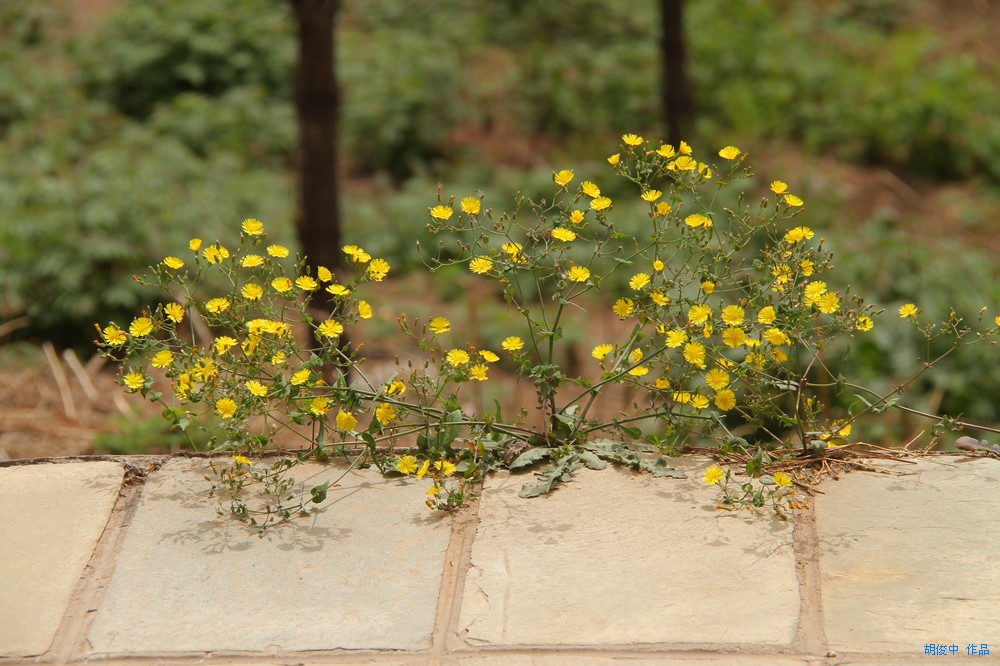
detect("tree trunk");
top-left (289, 0), bottom-right (341, 276)
top-left (661, 0), bottom-right (693, 147)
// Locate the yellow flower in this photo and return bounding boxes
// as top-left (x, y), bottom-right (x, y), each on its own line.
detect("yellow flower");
top-left (581, 181), bottom-right (601, 198)
top-left (764, 327), bottom-right (791, 346)
top-left (757, 306), bottom-right (776, 324)
top-left (335, 409), bottom-right (357, 430)
top-left (205, 297), bottom-right (230, 314)
top-left (657, 144), bottom-right (676, 158)
top-left (446, 349), bottom-right (471, 367)
top-left (673, 391), bottom-right (691, 404)
top-left (654, 378), bottom-right (670, 390)
top-left (151, 350), bottom-right (174, 368)
top-left (551, 227), bottom-right (576, 242)
top-left (721, 305), bottom-right (745, 326)
top-left (628, 366), bottom-right (649, 377)
top-left (800, 259), bottom-right (815, 276)
top-left (189, 238), bottom-right (202, 252)
top-left (216, 397), bottom-right (238, 419)
top-left (416, 459), bottom-right (430, 480)
top-left (683, 341), bottom-right (707, 368)
top-left (567, 265), bottom-right (590, 282)
top-left (310, 397), bottom-right (332, 416)
top-left (722, 327), bottom-right (747, 348)
top-left (429, 204), bottom-right (454, 220)
top-left (718, 145), bottom-right (741, 160)
top-left (590, 196), bottom-right (612, 211)
top-left (784, 194), bottom-right (804, 207)
top-left (469, 364), bottom-right (488, 381)
top-left (317, 266), bottom-right (333, 282)
top-left (629, 348), bottom-right (644, 363)
top-left (655, 201), bottom-right (672, 216)
top-left (702, 465), bottom-right (724, 485)
top-left (995, 315), bottom-right (1000, 328)
top-left (385, 379), bottom-right (406, 395)
top-left (684, 213), bottom-right (712, 228)
top-left (569, 210), bottom-right (585, 224)
top-left (745, 351), bottom-right (766, 370)
top-left (783, 226), bottom-right (814, 243)
top-left (164, 302), bottom-right (184, 323)
top-left (291, 369), bottom-right (311, 385)
top-left (501, 336), bottom-right (524, 351)
top-left (621, 133), bottom-right (643, 146)
top-left (652, 259), bottom-right (665, 271)
top-left (376, 402), bottom-right (397, 426)
top-left (704, 368), bottom-right (729, 390)
top-left (396, 455), bottom-right (418, 475)
top-left (241, 283), bottom-right (263, 300)
top-left (429, 317), bottom-right (451, 334)
top-left (592, 343), bottom-right (613, 360)
top-left (163, 256), bottom-right (184, 269)
top-left (687, 304), bottom-right (712, 325)
top-left (326, 283), bottom-right (350, 297)
top-left (501, 242), bottom-right (526, 263)
top-left (691, 394), bottom-right (709, 409)
top-left (241, 218), bottom-right (264, 235)
top-left (241, 254), bottom-right (264, 268)
top-left (607, 153), bottom-right (620, 165)
top-left (470, 257), bottom-right (493, 274)
top-left (480, 350), bottom-right (499, 363)
top-left (123, 371), bottom-right (146, 391)
top-left (701, 280), bottom-right (716, 294)
top-left (772, 472), bottom-right (792, 487)
top-left (817, 292), bottom-right (840, 314)
top-left (856, 315), bottom-right (874, 332)
top-left (640, 189), bottom-right (662, 202)
top-left (553, 170), bottom-right (574, 187)
top-left (613, 298), bottom-right (634, 319)
top-left (898, 303), bottom-right (919, 319)
top-left (770, 181), bottom-right (788, 194)
top-left (192, 357), bottom-right (218, 381)
top-left (102, 324), bottom-right (127, 346)
top-left (715, 389), bottom-right (736, 411)
top-left (679, 140), bottom-right (692, 155)
top-left (665, 329), bottom-right (687, 348)
top-left (461, 197), bottom-right (481, 214)
top-left (271, 351), bottom-right (286, 365)
top-left (672, 156), bottom-right (697, 170)
top-left (214, 336), bottom-right (238, 354)
top-left (318, 320), bottom-right (344, 338)
top-left (650, 291), bottom-right (669, 306)
top-left (368, 258), bottom-right (390, 281)
top-left (295, 275), bottom-right (319, 291)
top-left (204, 244), bottom-right (230, 264)
top-left (358, 300), bottom-right (373, 319)
top-left (803, 281), bottom-right (828, 306)
top-left (271, 277), bottom-right (293, 293)
top-left (629, 272), bottom-right (651, 291)
top-left (245, 380), bottom-right (268, 397)
top-left (129, 317), bottom-right (153, 337)
top-left (435, 459), bottom-right (457, 476)
top-left (232, 454), bottom-right (254, 466)
top-left (267, 244), bottom-right (290, 258)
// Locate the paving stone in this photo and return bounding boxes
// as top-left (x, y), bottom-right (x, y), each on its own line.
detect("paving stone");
top-left (87, 458), bottom-right (452, 654)
top-left (459, 459), bottom-right (799, 647)
top-left (815, 456), bottom-right (1000, 653)
top-left (448, 654), bottom-right (809, 665)
top-left (0, 461), bottom-right (123, 657)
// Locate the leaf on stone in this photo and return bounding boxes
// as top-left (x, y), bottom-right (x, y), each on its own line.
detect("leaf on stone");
top-left (578, 450), bottom-right (607, 470)
top-left (510, 446), bottom-right (551, 470)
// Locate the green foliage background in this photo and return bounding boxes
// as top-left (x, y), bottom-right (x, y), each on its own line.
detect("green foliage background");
top-left (1, 0), bottom-right (998, 428)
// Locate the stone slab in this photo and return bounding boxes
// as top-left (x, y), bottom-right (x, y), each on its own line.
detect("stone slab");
top-left (87, 458), bottom-right (452, 654)
top-left (459, 459), bottom-right (799, 646)
top-left (0, 461), bottom-right (123, 657)
top-left (815, 456), bottom-right (1000, 653)
top-left (448, 655), bottom-right (809, 665)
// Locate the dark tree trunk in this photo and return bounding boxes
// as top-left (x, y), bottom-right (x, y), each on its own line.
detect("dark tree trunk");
top-left (289, 0), bottom-right (341, 276)
top-left (661, 0), bottom-right (693, 147)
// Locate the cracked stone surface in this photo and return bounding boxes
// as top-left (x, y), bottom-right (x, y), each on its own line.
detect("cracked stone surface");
top-left (0, 462), bottom-right (123, 657)
top-left (458, 459), bottom-right (799, 646)
top-left (815, 456), bottom-right (1000, 653)
top-left (87, 458), bottom-right (452, 654)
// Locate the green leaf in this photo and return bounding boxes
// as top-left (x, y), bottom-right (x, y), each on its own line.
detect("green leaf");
top-left (309, 481), bottom-right (330, 503)
top-left (510, 447), bottom-right (550, 470)
top-left (578, 451), bottom-right (606, 470)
